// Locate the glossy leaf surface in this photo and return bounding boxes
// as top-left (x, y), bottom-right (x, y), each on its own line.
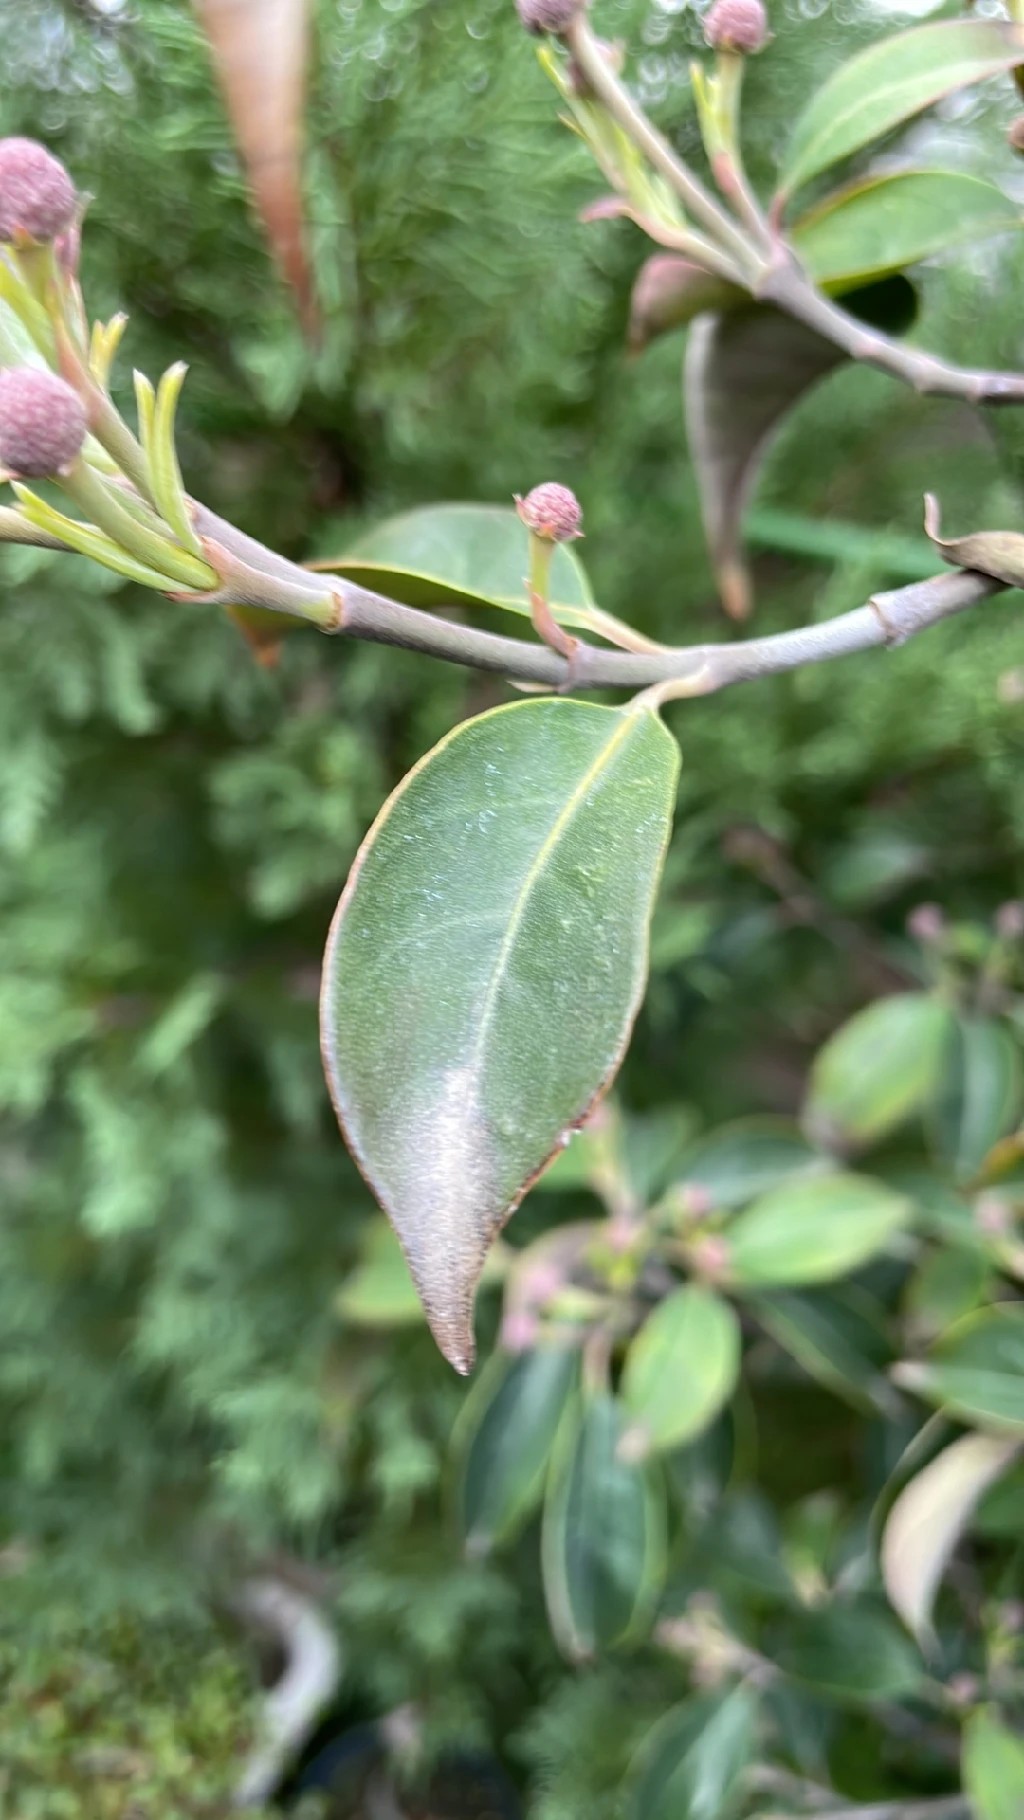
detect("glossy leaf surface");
top-left (899, 1304), bottom-right (1024, 1435)
top-left (780, 21), bottom-right (1024, 198)
top-left (542, 1392), bottom-right (666, 1662)
top-left (725, 1173), bottom-right (910, 1289)
top-left (621, 1286), bottom-right (741, 1457)
top-left (929, 1015), bottom-right (1023, 1185)
top-left (805, 993), bottom-right (951, 1153)
top-left (792, 170), bottom-right (1021, 292)
top-left (453, 1343), bottom-right (579, 1553)
top-left (628, 1687), bottom-right (757, 1820)
top-left (321, 699), bottom-right (679, 1371)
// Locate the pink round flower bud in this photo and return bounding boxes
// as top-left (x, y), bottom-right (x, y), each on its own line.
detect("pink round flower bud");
top-left (0, 138), bottom-right (77, 244)
top-left (516, 482), bottom-right (583, 543)
top-left (516, 0), bottom-right (583, 35)
top-left (0, 367), bottom-right (87, 477)
top-left (907, 902), bottom-right (945, 946)
top-left (704, 0), bottom-right (768, 54)
top-left (1009, 117), bottom-right (1024, 159)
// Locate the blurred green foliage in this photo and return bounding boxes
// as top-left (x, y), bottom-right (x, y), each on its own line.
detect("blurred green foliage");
top-left (2, 0), bottom-right (1024, 1814)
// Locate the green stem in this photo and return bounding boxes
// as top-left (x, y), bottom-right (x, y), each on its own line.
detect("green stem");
top-left (563, 14), bottom-right (760, 280)
top-left (61, 461), bottom-right (217, 590)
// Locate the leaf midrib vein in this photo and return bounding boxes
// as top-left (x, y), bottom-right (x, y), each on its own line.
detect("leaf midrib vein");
top-left (467, 709), bottom-right (641, 1085)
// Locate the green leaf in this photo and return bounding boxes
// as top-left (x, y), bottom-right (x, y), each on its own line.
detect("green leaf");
top-left (621, 1286), bottom-right (741, 1457)
top-left (685, 306), bottom-right (846, 622)
top-left (628, 1686), bottom-right (758, 1820)
top-left (335, 1216), bottom-right (425, 1328)
top-left (805, 993), bottom-right (952, 1153)
top-left (963, 1709), bottom-right (1024, 1820)
top-left (897, 1304), bottom-right (1024, 1436)
top-left (320, 698), bottom-right (679, 1372)
top-left (771, 1603), bottom-right (923, 1701)
top-left (929, 1015), bottom-right (1023, 1185)
top-left (792, 171), bottom-right (1022, 294)
top-left (675, 1118), bottom-right (823, 1212)
top-left (452, 1343), bottom-right (579, 1554)
top-left (881, 1432), bottom-right (1021, 1646)
top-left (725, 1173), bottom-right (910, 1290)
top-left (751, 1288), bottom-right (892, 1412)
top-left (779, 21), bottom-right (1024, 199)
top-left (542, 1391), bottom-right (666, 1662)
top-left (325, 503), bottom-right (648, 648)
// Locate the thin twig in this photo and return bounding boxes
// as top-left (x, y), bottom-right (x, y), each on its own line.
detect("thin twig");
top-left (3, 498), bottom-right (1009, 694)
top-left (759, 262), bottom-right (1024, 407)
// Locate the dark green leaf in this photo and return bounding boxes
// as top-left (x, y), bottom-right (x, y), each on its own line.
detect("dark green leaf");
top-left (897, 1304), bottom-right (1024, 1435)
top-left (751, 1288), bottom-right (892, 1411)
top-left (542, 1392), bottom-right (666, 1661)
top-left (805, 994), bottom-right (951, 1153)
top-left (881, 1432), bottom-right (1021, 1644)
top-left (685, 306), bottom-right (846, 622)
top-left (621, 1286), bottom-right (741, 1456)
top-left (780, 21), bottom-right (1024, 198)
top-left (725, 1173), bottom-right (910, 1289)
top-left (771, 1603), bottom-right (923, 1701)
top-left (676, 1118), bottom-right (823, 1212)
top-left (792, 170), bottom-right (1021, 293)
top-left (452, 1343), bottom-right (579, 1554)
top-left (929, 1015), bottom-right (1023, 1185)
top-left (962, 1708), bottom-right (1024, 1820)
top-left (320, 698), bottom-right (679, 1371)
top-left (628, 1686), bottom-right (758, 1820)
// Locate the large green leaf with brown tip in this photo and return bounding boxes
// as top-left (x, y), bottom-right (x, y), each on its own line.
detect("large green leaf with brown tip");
top-left (320, 699), bottom-right (679, 1372)
top-left (779, 20), bottom-right (1024, 200)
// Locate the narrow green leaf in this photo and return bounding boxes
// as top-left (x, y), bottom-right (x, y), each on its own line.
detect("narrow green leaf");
top-left (323, 503), bottom-right (652, 648)
top-left (805, 993), bottom-right (952, 1153)
top-left (452, 1343), bottom-right (579, 1554)
top-left (771, 1603), bottom-right (923, 1701)
top-left (628, 1686), bottom-right (758, 1820)
top-left (929, 1015), bottom-right (1023, 1185)
top-left (780, 21), bottom-right (1024, 199)
top-left (320, 699), bottom-right (679, 1372)
top-left (151, 363), bottom-right (205, 555)
top-left (963, 1709), bottom-right (1024, 1820)
top-left (897, 1304), bottom-right (1024, 1435)
top-left (621, 1286), bottom-right (741, 1456)
top-left (792, 170), bottom-right (1022, 293)
top-left (542, 1392), bottom-right (666, 1662)
top-left (751, 1288), bottom-right (892, 1412)
top-left (675, 1118), bottom-right (823, 1212)
top-left (10, 485), bottom-right (185, 591)
top-left (881, 1432), bottom-right (1021, 1646)
top-left (725, 1173), bottom-right (909, 1290)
